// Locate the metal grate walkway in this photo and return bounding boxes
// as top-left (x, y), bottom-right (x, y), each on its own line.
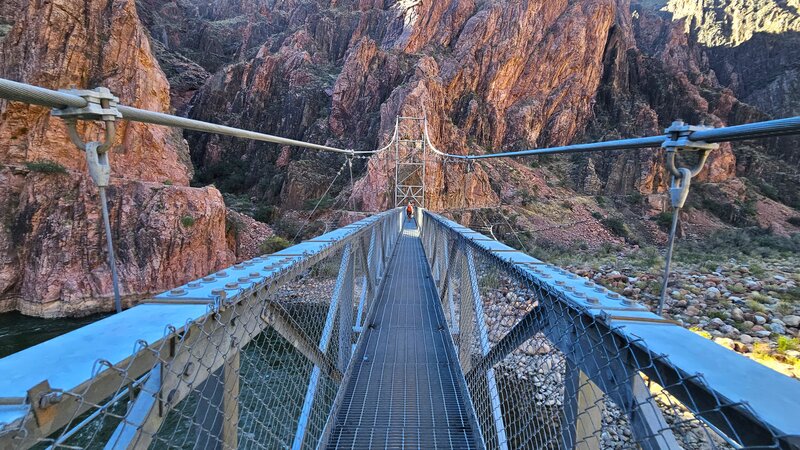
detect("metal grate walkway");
top-left (326, 219), bottom-right (481, 449)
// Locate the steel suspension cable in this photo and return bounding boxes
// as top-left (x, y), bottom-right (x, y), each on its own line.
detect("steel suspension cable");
top-left (0, 78), bottom-right (397, 156)
top-left (292, 159), bottom-right (349, 243)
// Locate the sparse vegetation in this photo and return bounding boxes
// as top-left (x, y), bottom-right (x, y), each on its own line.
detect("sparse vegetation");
top-left (601, 217), bottom-right (630, 239)
top-left (25, 160), bottom-right (67, 174)
top-left (163, 179), bottom-right (173, 186)
top-left (777, 336), bottom-right (799, 353)
top-left (304, 194), bottom-right (335, 211)
top-left (259, 235), bottom-right (292, 254)
top-left (653, 211), bottom-right (674, 230)
top-left (180, 215), bottom-right (195, 227)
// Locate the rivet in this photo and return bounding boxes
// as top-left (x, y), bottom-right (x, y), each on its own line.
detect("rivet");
top-left (575, 292), bottom-right (586, 298)
top-left (188, 282), bottom-right (202, 288)
top-left (169, 288), bottom-right (186, 296)
top-left (211, 288), bottom-right (225, 296)
top-left (587, 296), bottom-right (600, 304)
top-left (584, 281), bottom-right (594, 287)
top-left (216, 271), bottom-right (228, 277)
top-left (555, 280), bottom-right (565, 286)
top-left (225, 282), bottom-right (240, 289)
top-left (238, 277), bottom-right (251, 283)
top-left (234, 264), bottom-right (244, 269)
top-left (202, 276), bottom-right (215, 282)
top-left (249, 272), bottom-right (261, 278)
top-left (621, 298), bottom-right (633, 306)
top-left (594, 287), bottom-right (604, 293)
top-left (609, 292), bottom-right (621, 298)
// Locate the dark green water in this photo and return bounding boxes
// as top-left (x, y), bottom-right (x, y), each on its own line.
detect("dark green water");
top-left (0, 312), bottom-right (109, 358)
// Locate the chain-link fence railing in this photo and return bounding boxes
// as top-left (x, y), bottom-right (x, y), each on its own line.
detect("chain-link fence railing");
top-left (0, 209), bottom-right (403, 449)
top-left (420, 210), bottom-right (800, 450)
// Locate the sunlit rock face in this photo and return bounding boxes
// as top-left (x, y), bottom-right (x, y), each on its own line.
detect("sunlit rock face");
top-left (0, 0), bottom-right (270, 317)
top-left (0, 0), bottom-right (797, 315)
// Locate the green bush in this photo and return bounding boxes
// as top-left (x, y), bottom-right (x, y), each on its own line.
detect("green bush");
top-left (180, 215), bottom-right (195, 227)
top-left (163, 179), bottom-right (173, 186)
top-left (601, 217), bottom-right (630, 239)
top-left (254, 205), bottom-right (277, 224)
top-left (304, 194), bottom-right (334, 211)
top-left (259, 236), bottom-right (292, 254)
top-left (591, 211), bottom-right (603, 221)
top-left (26, 160), bottom-right (67, 174)
top-left (777, 336), bottom-right (799, 353)
top-left (653, 211), bottom-right (674, 230)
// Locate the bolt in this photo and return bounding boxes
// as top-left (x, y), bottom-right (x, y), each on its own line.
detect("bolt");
top-left (584, 281), bottom-right (594, 287)
top-left (225, 282), bottom-right (240, 289)
top-left (211, 288), bottom-right (225, 296)
top-left (216, 271), bottom-right (228, 277)
top-left (587, 296), bottom-right (600, 304)
top-left (234, 264), bottom-right (244, 269)
top-left (37, 391), bottom-right (63, 409)
top-left (249, 272), bottom-right (261, 278)
top-left (238, 277), bottom-right (251, 283)
top-left (169, 288), bottom-right (186, 296)
top-left (202, 276), bottom-right (215, 282)
top-left (166, 388), bottom-right (178, 404)
top-left (555, 280), bottom-right (565, 286)
top-left (188, 282), bottom-right (201, 288)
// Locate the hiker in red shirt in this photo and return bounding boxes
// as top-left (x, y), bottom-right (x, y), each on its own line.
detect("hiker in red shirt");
top-left (406, 201), bottom-right (413, 221)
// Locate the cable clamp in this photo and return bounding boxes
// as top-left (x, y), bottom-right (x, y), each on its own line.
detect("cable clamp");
top-left (51, 87), bottom-right (121, 122)
top-left (661, 121), bottom-right (718, 152)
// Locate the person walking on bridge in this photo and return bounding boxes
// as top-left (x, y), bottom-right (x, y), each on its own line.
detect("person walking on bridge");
top-left (406, 201), bottom-right (414, 222)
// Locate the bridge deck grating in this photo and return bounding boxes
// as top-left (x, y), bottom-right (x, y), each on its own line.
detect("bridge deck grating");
top-left (326, 219), bottom-right (480, 449)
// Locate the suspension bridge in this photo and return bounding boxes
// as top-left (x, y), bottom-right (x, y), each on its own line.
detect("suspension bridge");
top-left (0, 79), bottom-right (799, 449)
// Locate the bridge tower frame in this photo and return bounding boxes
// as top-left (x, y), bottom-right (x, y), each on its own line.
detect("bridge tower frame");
top-left (393, 115), bottom-right (427, 208)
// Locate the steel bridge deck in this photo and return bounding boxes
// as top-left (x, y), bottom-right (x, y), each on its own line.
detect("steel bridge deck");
top-left (326, 219), bottom-right (481, 449)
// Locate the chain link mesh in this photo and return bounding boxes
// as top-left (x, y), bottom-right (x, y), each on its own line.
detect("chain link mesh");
top-left (420, 211), bottom-right (791, 450)
top-left (0, 211), bottom-right (400, 450)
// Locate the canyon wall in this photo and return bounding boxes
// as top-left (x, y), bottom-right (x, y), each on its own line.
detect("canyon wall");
top-left (0, 0), bottom-right (269, 317)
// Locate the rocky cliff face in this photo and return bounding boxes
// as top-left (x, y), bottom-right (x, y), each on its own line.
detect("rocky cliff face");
top-left (0, 0), bottom-right (270, 317)
top-left (146, 0), bottom-right (797, 235)
top-left (1, 0), bottom-right (797, 315)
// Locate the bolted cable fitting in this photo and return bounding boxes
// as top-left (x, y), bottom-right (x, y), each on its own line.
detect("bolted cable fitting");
top-left (661, 121), bottom-right (719, 209)
top-left (51, 87), bottom-right (122, 123)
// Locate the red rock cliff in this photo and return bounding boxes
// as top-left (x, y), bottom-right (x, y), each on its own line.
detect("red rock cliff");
top-left (0, 0), bottom-right (270, 317)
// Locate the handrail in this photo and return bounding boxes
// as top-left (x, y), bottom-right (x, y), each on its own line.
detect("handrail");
top-left (421, 209), bottom-right (800, 448)
top-left (0, 78), bottom-right (395, 155)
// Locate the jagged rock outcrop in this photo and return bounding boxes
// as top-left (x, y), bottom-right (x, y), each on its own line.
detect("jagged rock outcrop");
top-left (141, 0), bottom-right (798, 234)
top-left (0, 0), bottom-right (270, 317)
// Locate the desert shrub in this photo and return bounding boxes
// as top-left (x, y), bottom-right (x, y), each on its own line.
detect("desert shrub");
top-left (254, 205), bottom-right (277, 224)
top-left (777, 336), bottom-right (799, 353)
top-left (601, 217), bottom-right (630, 239)
top-left (259, 236), bottom-right (292, 254)
top-left (26, 160), bottom-right (67, 174)
top-left (653, 211), bottom-right (674, 230)
top-left (180, 215), bottom-right (195, 227)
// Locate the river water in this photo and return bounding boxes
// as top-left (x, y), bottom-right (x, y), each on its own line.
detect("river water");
top-left (0, 312), bottom-right (108, 358)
